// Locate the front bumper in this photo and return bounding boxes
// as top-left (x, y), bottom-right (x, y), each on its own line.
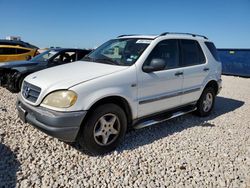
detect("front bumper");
top-left (16, 95), bottom-right (87, 142)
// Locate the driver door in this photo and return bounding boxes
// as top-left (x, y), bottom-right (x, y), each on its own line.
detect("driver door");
top-left (137, 39), bottom-right (183, 118)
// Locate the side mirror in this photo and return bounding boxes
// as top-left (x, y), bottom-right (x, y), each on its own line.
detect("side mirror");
top-left (143, 58), bottom-right (166, 73)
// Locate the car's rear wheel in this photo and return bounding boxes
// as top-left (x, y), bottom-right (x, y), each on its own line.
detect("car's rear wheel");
top-left (195, 87), bottom-right (215, 117)
top-left (77, 103), bottom-right (127, 155)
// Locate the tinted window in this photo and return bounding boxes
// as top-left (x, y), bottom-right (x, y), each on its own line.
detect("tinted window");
top-left (180, 40), bottom-right (206, 66)
top-left (0, 42), bottom-right (25, 47)
top-left (77, 50), bottom-right (91, 60)
top-left (145, 39), bottom-right (179, 69)
top-left (205, 42), bottom-right (220, 61)
top-left (0, 47), bottom-right (17, 55)
top-left (16, 48), bottom-right (30, 54)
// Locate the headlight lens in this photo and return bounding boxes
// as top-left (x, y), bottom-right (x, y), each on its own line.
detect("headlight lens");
top-left (42, 90), bottom-right (77, 108)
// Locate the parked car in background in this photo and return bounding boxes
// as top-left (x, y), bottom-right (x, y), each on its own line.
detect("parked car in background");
top-left (16, 32), bottom-right (222, 155)
top-left (0, 39), bottom-right (39, 62)
top-left (0, 48), bottom-right (91, 92)
top-left (0, 45), bottom-right (38, 62)
top-left (0, 39), bottom-right (38, 49)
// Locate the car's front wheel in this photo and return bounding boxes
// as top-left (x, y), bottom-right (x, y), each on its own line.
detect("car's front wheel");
top-left (77, 103), bottom-right (127, 155)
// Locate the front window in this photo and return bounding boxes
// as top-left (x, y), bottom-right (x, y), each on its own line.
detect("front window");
top-left (144, 39), bottom-right (179, 70)
top-left (83, 38), bottom-right (152, 66)
top-left (30, 50), bottom-right (58, 62)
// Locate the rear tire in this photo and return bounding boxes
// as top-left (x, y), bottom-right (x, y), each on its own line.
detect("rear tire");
top-left (77, 103), bottom-right (127, 155)
top-left (195, 87), bottom-right (215, 117)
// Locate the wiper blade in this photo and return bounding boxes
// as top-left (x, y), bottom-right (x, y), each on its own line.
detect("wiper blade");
top-left (82, 56), bottom-right (119, 65)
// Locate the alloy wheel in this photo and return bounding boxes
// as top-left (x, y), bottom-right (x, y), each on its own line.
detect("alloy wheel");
top-left (203, 92), bottom-right (213, 112)
top-left (93, 113), bottom-right (121, 146)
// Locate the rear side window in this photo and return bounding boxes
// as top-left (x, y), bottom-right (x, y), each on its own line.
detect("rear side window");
top-left (180, 39), bottom-right (206, 66)
top-left (0, 47), bottom-right (17, 55)
top-left (205, 42), bottom-right (220, 61)
top-left (16, 48), bottom-right (30, 54)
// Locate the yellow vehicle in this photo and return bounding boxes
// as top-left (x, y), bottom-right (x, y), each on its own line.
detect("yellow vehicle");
top-left (0, 45), bottom-right (38, 62)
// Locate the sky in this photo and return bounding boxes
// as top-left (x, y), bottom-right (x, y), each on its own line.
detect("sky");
top-left (0, 0), bottom-right (249, 49)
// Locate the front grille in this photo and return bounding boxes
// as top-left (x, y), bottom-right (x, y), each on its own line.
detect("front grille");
top-left (22, 81), bottom-right (41, 103)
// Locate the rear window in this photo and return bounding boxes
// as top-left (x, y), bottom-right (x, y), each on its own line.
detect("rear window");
top-left (205, 42), bottom-right (220, 61)
top-left (180, 39), bottom-right (206, 66)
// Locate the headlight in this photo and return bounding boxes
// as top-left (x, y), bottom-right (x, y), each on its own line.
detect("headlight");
top-left (42, 90), bottom-right (77, 108)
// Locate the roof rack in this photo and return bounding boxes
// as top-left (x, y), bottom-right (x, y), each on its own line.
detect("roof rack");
top-left (158, 32), bottom-right (208, 39)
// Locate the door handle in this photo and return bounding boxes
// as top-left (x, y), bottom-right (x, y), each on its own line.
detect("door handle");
top-left (175, 71), bottom-right (183, 76)
top-left (203, 67), bottom-right (209, 71)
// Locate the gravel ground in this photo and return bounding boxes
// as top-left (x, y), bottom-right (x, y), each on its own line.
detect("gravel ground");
top-left (0, 75), bottom-right (249, 188)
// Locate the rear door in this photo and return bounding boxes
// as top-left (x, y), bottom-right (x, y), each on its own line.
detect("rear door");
top-left (180, 39), bottom-right (208, 104)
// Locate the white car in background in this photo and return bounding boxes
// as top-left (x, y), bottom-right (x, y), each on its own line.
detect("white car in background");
top-left (17, 32), bottom-right (222, 155)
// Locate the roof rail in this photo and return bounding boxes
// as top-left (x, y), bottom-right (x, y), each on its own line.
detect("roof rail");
top-left (158, 32), bottom-right (208, 39)
top-left (117, 34), bottom-right (140, 38)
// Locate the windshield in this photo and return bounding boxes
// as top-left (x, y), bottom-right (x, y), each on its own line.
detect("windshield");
top-left (30, 50), bottom-right (58, 62)
top-left (82, 38), bottom-right (152, 66)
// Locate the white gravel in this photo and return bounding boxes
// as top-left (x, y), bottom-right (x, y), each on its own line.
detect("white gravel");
top-left (0, 75), bottom-right (250, 187)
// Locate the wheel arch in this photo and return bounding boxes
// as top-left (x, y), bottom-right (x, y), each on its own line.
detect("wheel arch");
top-left (11, 69), bottom-right (29, 91)
top-left (81, 95), bottom-right (133, 128)
top-left (203, 79), bottom-right (219, 94)
top-left (2, 69), bottom-right (24, 92)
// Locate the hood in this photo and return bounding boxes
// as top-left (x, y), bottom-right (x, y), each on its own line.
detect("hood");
top-left (25, 61), bottom-right (128, 91)
top-left (0, 60), bottom-right (34, 68)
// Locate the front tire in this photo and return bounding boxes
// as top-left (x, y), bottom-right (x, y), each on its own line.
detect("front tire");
top-left (17, 76), bottom-right (25, 92)
top-left (195, 87), bottom-right (215, 117)
top-left (6, 73), bottom-right (24, 93)
top-left (77, 103), bottom-right (127, 155)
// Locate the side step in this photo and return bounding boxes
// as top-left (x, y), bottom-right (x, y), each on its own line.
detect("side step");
top-left (133, 106), bottom-right (197, 129)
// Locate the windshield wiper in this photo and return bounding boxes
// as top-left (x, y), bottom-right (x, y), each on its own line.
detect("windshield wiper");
top-left (82, 56), bottom-right (119, 65)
